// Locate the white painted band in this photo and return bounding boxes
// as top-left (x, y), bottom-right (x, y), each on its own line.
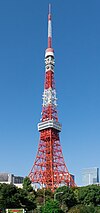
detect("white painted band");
top-left (48, 20), bottom-right (52, 37)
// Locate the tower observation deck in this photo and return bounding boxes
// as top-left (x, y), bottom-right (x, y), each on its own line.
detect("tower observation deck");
top-left (29, 4), bottom-right (76, 191)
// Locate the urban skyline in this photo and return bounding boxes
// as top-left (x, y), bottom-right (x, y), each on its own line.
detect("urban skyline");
top-left (82, 167), bottom-right (99, 186)
top-left (0, 0), bottom-right (100, 186)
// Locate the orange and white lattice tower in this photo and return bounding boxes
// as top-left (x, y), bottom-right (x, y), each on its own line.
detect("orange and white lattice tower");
top-left (29, 4), bottom-right (76, 191)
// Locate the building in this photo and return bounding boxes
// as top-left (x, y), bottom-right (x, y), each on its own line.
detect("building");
top-left (82, 167), bottom-right (99, 186)
top-left (0, 173), bottom-right (24, 188)
top-left (70, 174), bottom-right (75, 182)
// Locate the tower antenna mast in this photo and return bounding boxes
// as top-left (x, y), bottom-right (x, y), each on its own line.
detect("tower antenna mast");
top-left (29, 4), bottom-right (76, 191)
top-left (48, 3), bottom-right (52, 48)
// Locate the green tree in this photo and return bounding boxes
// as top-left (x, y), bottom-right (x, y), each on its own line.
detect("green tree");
top-left (35, 188), bottom-right (53, 212)
top-left (41, 200), bottom-right (63, 213)
top-left (23, 176), bottom-right (33, 192)
top-left (0, 183), bottom-right (36, 211)
top-left (18, 188), bottom-right (35, 210)
top-left (68, 204), bottom-right (99, 213)
top-left (55, 186), bottom-right (77, 210)
top-left (22, 177), bottom-right (36, 210)
top-left (35, 189), bottom-right (45, 206)
top-left (78, 185), bottom-right (100, 206)
top-left (0, 183), bottom-right (21, 208)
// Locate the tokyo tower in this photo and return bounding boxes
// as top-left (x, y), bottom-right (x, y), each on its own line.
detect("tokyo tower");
top-left (29, 4), bottom-right (76, 191)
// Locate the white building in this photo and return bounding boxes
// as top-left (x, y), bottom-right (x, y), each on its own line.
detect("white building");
top-left (0, 173), bottom-right (24, 188)
top-left (82, 167), bottom-right (99, 186)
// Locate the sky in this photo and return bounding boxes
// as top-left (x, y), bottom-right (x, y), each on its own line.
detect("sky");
top-left (0, 0), bottom-right (100, 186)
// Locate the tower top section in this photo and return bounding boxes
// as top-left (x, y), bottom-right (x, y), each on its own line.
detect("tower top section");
top-left (48, 3), bottom-right (52, 48)
top-left (49, 3), bottom-right (51, 14)
top-left (45, 4), bottom-right (54, 58)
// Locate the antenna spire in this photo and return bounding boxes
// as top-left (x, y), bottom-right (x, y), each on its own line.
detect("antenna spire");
top-left (48, 4), bottom-right (52, 48)
top-left (49, 3), bottom-right (51, 14)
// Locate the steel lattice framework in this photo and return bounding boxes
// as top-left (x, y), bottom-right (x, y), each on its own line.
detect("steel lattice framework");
top-left (29, 4), bottom-right (76, 191)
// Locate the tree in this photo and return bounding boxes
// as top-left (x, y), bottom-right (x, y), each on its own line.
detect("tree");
top-left (41, 200), bottom-right (63, 213)
top-left (34, 188), bottom-right (54, 212)
top-left (1, 183), bottom-right (100, 212)
top-left (0, 183), bottom-right (36, 211)
top-left (68, 205), bottom-right (99, 213)
top-left (78, 185), bottom-right (100, 206)
top-left (55, 186), bottom-right (77, 210)
top-left (0, 183), bottom-right (21, 208)
top-left (23, 176), bottom-right (33, 192)
top-left (18, 187), bottom-right (36, 210)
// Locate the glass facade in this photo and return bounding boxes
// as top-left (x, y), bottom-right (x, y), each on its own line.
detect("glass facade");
top-left (82, 167), bottom-right (99, 186)
top-left (14, 176), bottom-right (24, 184)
